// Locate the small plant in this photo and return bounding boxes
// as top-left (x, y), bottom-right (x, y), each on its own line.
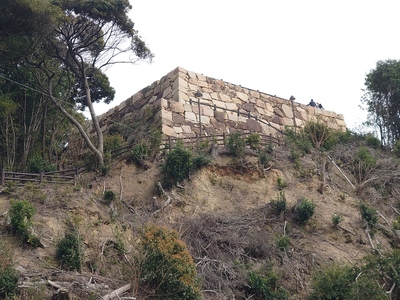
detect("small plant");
top-left (332, 213), bottom-right (343, 227)
top-left (27, 156), bottom-right (57, 173)
top-left (104, 134), bottom-right (125, 152)
top-left (270, 191), bottom-right (287, 216)
top-left (246, 133), bottom-right (260, 149)
top-left (9, 199), bottom-right (37, 244)
top-left (56, 229), bottom-right (82, 272)
top-left (359, 202), bottom-right (378, 227)
top-left (161, 142), bottom-right (193, 187)
top-left (295, 198), bottom-right (316, 224)
top-left (276, 234), bottom-right (290, 251)
top-left (138, 224), bottom-right (201, 299)
top-left (0, 240), bottom-right (19, 298)
top-left (131, 141), bottom-right (150, 166)
top-left (259, 146), bottom-right (272, 168)
top-left (393, 216), bottom-right (400, 230)
top-left (226, 132), bottom-right (246, 158)
top-left (246, 263), bottom-right (288, 300)
top-left (277, 177), bottom-right (288, 190)
top-left (365, 133), bottom-right (381, 148)
top-left (104, 190), bottom-right (116, 204)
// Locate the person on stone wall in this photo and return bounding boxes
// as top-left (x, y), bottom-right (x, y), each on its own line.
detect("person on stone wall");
top-left (307, 99), bottom-right (316, 107)
top-left (317, 102), bottom-right (324, 109)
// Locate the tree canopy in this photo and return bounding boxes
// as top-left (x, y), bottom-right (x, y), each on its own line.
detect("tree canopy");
top-left (0, 0), bottom-right (153, 168)
top-left (362, 59), bottom-right (400, 147)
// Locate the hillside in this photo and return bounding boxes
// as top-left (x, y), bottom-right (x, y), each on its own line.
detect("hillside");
top-left (0, 137), bottom-right (399, 299)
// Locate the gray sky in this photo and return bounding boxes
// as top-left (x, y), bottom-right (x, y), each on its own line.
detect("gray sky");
top-left (98, 0), bottom-right (400, 131)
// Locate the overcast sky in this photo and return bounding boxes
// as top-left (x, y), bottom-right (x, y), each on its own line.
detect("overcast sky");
top-left (99, 0), bottom-right (400, 132)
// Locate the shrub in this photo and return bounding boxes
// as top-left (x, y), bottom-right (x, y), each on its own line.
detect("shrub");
top-left (9, 199), bottom-right (36, 243)
top-left (356, 147), bottom-right (377, 169)
top-left (259, 146), bottom-right (272, 168)
top-left (359, 202), bottom-right (378, 227)
top-left (308, 264), bottom-right (356, 300)
top-left (104, 190), bottom-right (116, 204)
top-left (0, 241), bottom-right (18, 298)
top-left (161, 143), bottom-right (193, 188)
top-left (247, 263), bottom-right (288, 300)
top-left (332, 213), bottom-right (343, 227)
top-left (270, 191), bottom-right (287, 216)
top-left (365, 133), bottom-right (381, 148)
top-left (276, 234), bottom-right (290, 251)
top-left (284, 126), bottom-right (312, 157)
top-left (295, 198), bottom-right (316, 224)
top-left (131, 141), bottom-right (150, 166)
top-left (226, 132), bottom-right (246, 158)
top-left (246, 133), bottom-right (260, 149)
top-left (138, 224), bottom-right (201, 299)
top-left (277, 177), bottom-right (288, 190)
top-left (27, 156), bottom-right (56, 173)
top-left (104, 134), bottom-right (125, 153)
top-left (56, 229), bottom-right (82, 272)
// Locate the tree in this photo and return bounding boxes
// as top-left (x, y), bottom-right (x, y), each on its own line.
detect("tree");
top-left (0, 0), bottom-right (153, 166)
top-left (362, 59), bottom-right (400, 147)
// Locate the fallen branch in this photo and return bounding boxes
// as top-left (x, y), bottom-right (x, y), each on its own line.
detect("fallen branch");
top-left (101, 283), bottom-right (132, 300)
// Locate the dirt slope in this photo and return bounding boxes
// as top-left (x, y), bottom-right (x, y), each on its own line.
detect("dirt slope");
top-left (0, 145), bottom-right (396, 299)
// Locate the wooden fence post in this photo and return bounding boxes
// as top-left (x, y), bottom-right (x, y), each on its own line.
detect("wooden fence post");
top-left (40, 172), bottom-right (44, 183)
top-left (1, 169), bottom-right (4, 186)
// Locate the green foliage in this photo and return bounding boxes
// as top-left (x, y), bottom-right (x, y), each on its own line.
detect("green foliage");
top-left (276, 234), bottom-right (290, 251)
top-left (226, 132), bottom-right (246, 158)
top-left (308, 264), bottom-right (356, 300)
top-left (270, 191), bottom-right (287, 216)
top-left (362, 59), bottom-right (400, 147)
top-left (246, 133), bottom-right (260, 149)
top-left (161, 142), bottom-right (210, 188)
top-left (138, 224), bottom-right (201, 300)
top-left (9, 199), bottom-right (37, 243)
top-left (359, 202), bottom-right (378, 226)
top-left (393, 216), bottom-right (400, 230)
top-left (56, 229), bottom-right (82, 272)
top-left (131, 141), bottom-right (150, 166)
top-left (104, 190), bottom-right (116, 204)
top-left (295, 198), bottom-right (316, 224)
top-left (27, 156), bottom-right (56, 173)
top-left (332, 213), bottom-right (343, 227)
top-left (104, 134), bottom-right (125, 153)
top-left (259, 146), bottom-right (272, 168)
top-left (365, 133), bottom-right (381, 148)
top-left (356, 147), bottom-right (377, 168)
top-left (277, 177), bottom-right (288, 190)
top-left (0, 241), bottom-right (18, 298)
top-left (394, 140), bottom-right (400, 158)
top-left (284, 126), bottom-right (312, 159)
top-left (247, 264), bottom-right (288, 300)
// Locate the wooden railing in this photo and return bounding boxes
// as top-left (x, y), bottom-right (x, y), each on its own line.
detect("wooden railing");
top-left (1, 168), bottom-right (79, 186)
top-left (111, 132), bottom-right (282, 158)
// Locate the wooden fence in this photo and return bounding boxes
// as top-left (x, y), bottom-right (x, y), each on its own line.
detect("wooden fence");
top-left (111, 131), bottom-right (282, 158)
top-left (1, 168), bottom-right (79, 186)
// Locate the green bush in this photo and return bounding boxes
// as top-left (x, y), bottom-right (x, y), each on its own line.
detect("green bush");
top-left (161, 142), bottom-right (193, 188)
top-left (359, 202), bottom-right (378, 226)
top-left (308, 264), bottom-right (356, 300)
top-left (226, 132), bottom-right (246, 158)
top-left (131, 141), bottom-right (150, 166)
top-left (295, 198), bottom-right (316, 224)
top-left (104, 190), bottom-right (116, 204)
top-left (138, 224), bottom-right (201, 300)
top-left (247, 264), bottom-right (288, 300)
top-left (276, 234), bottom-right (290, 251)
top-left (246, 133), bottom-right (260, 149)
top-left (277, 177), bottom-right (288, 190)
top-left (0, 241), bottom-right (18, 298)
top-left (284, 126), bottom-right (312, 157)
top-left (27, 156), bottom-right (56, 173)
top-left (356, 147), bottom-right (377, 169)
top-left (332, 213), bottom-right (343, 227)
top-left (9, 199), bottom-right (37, 243)
top-left (56, 229), bottom-right (82, 272)
top-left (365, 133), bottom-right (381, 148)
top-left (270, 191), bottom-right (287, 216)
top-left (104, 134), bottom-right (125, 153)
top-left (259, 146), bottom-right (272, 168)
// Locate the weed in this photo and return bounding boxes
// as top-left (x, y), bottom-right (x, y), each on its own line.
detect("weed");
top-left (332, 213), bottom-right (343, 227)
top-left (259, 146), bottom-right (272, 168)
top-left (246, 133), bottom-right (260, 149)
top-left (56, 229), bottom-right (82, 272)
top-left (104, 190), bottom-right (116, 204)
top-left (276, 234), bottom-right (290, 251)
top-left (277, 177), bottom-right (288, 190)
top-left (359, 202), bottom-right (378, 227)
top-left (226, 132), bottom-right (246, 158)
top-left (270, 191), bottom-right (287, 216)
top-left (0, 240), bottom-right (18, 298)
top-left (131, 141), bottom-right (150, 166)
top-left (295, 198), bottom-right (316, 224)
top-left (9, 199), bottom-right (38, 245)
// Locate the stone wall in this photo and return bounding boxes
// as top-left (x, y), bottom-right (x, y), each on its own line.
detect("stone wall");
top-left (98, 67), bottom-right (346, 142)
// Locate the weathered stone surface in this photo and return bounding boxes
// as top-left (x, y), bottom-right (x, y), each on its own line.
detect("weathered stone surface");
top-left (97, 66), bottom-right (346, 142)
